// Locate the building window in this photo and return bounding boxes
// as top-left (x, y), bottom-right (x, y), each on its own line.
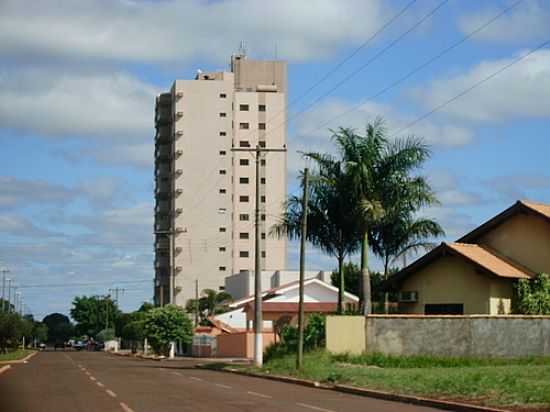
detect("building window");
top-left (219, 131), bottom-right (227, 136)
top-left (259, 141), bottom-right (266, 148)
top-left (259, 123), bottom-right (266, 130)
top-left (239, 141), bottom-right (250, 148)
top-left (240, 159), bottom-right (249, 166)
top-left (239, 213), bottom-right (249, 221)
top-left (219, 227), bottom-right (226, 232)
top-left (261, 195), bottom-right (266, 203)
top-left (259, 104), bottom-right (266, 112)
top-left (240, 177), bottom-right (249, 184)
top-left (239, 251), bottom-right (249, 258)
top-left (219, 247), bottom-right (226, 252)
top-left (239, 195), bottom-right (249, 202)
top-left (261, 159), bottom-right (266, 166)
top-left (239, 122), bottom-right (249, 130)
top-left (261, 214), bottom-right (266, 221)
top-left (261, 251), bottom-right (266, 258)
top-left (261, 232), bottom-right (266, 239)
top-left (220, 112), bottom-right (227, 118)
top-left (261, 177), bottom-right (266, 184)
top-left (239, 104), bottom-right (249, 111)
top-left (239, 232), bottom-right (249, 239)
top-left (219, 169), bottom-right (226, 175)
top-left (219, 150), bottom-right (226, 155)
top-left (219, 188), bottom-right (226, 194)
top-left (219, 266), bottom-right (226, 271)
top-left (219, 93), bottom-right (227, 98)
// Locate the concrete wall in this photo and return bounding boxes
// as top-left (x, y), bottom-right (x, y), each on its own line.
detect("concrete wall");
top-left (478, 212), bottom-right (550, 275)
top-left (326, 315), bottom-right (550, 358)
top-left (216, 331), bottom-right (276, 358)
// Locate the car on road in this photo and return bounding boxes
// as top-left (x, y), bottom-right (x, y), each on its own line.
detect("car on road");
top-left (39, 343), bottom-right (46, 351)
top-left (72, 341), bottom-right (85, 351)
top-left (53, 341), bottom-right (65, 351)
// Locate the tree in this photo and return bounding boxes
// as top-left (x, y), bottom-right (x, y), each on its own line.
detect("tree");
top-left (43, 313), bottom-right (74, 344)
top-left (96, 328), bottom-right (115, 343)
top-left (0, 312), bottom-right (23, 352)
top-left (515, 273), bottom-right (550, 315)
top-left (185, 289), bottom-right (232, 324)
top-left (143, 305), bottom-right (193, 356)
top-left (121, 321), bottom-right (145, 353)
top-left (272, 161), bottom-right (360, 313)
top-left (333, 118), bottom-right (433, 314)
top-left (330, 262), bottom-right (361, 299)
top-left (70, 296), bottom-right (120, 338)
top-left (32, 322), bottom-right (48, 344)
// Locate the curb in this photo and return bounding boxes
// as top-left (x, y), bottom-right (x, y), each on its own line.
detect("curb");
top-left (0, 365), bottom-right (11, 375)
top-left (0, 351), bottom-right (37, 365)
top-left (197, 364), bottom-right (512, 412)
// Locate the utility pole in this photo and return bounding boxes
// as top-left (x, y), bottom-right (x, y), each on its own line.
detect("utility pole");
top-left (195, 279), bottom-right (199, 326)
top-left (6, 278), bottom-right (12, 313)
top-left (232, 144), bottom-right (286, 367)
top-left (1, 269), bottom-right (9, 312)
top-left (108, 288), bottom-right (125, 305)
top-left (297, 168), bottom-right (309, 370)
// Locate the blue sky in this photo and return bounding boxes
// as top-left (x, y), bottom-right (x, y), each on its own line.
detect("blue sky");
top-left (1, 0), bottom-right (549, 319)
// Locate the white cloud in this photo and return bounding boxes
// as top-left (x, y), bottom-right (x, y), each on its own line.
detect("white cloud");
top-left (0, 0), bottom-right (389, 65)
top-left (0, 176), bottom-right (76, 209)
top-left (411, 49), bottom-right (550, 122)
top-left (428, 172), bottom-right (483, 207)
top-left (88, 142), bottom-right (153, 168)
top-left (458, 1), bottom-right (550, 45)
top-left (484, 174), bottom-right (550, 201)
top-left (0, 67), bottom-right (158, 138)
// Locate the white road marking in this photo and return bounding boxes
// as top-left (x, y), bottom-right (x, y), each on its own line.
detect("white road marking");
top-left (90, 376), bottom-right (97, 382)
top-left (189, 376), bottom-right (203, 382)
top-left (0, 365), bottom-right (11, 375)
top-left (97, 382), bottom-right (105, 388)
top-left (106, 389), bottom-right (117, 398)
top-left (120, 402), bottom-right (136, 412)
top-left (215, 383), bottom-right (232, 389)
top-left (296, 403), bottom-right (336, 412)
top-left (85, 371), bottom-right (91, 376)
top-left (247, 391), bottom-right (272, 399)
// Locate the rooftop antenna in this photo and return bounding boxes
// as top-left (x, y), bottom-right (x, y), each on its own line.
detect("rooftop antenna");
top-left (238, 40), bottom-right (247, 58)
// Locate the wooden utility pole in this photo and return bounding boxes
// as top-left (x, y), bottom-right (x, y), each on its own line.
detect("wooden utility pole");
top-left (297, 167), bottom-right (309, 370)
top-left (108, 288), bottom-right (125, 305)
top-left (195, 279), bottom-right (199, 326)
top-left (231, 144), bottom-right (286, 367)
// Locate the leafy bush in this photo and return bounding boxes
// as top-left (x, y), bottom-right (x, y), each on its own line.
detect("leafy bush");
top-left (515, 273), bottom-right (550, 315)
top-left (143, 304), bottom-right (193, 356)
top-left (96, 328), bottom-right (115, 343)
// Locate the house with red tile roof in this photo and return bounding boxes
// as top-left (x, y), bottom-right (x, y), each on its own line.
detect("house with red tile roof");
top-left (389, 200), bottom-right (550, 314)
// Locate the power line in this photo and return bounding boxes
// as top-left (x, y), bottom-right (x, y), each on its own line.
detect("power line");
top-left (292, 0), bottom-right (526, 141)
top-left (18, 279), bottom-right (152, 289)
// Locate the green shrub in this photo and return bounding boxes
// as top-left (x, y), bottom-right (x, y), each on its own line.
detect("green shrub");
top-left (143, 304), bottom-right (193, 356)
top-left (96, 328), bottom-right (115, 343)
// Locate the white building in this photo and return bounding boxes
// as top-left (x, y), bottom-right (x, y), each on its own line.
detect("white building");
top-left (154, 53), bottom-right (288, 306)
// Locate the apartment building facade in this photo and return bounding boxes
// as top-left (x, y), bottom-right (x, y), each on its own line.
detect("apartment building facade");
top-left (154, 54), bottom-right (288, 307)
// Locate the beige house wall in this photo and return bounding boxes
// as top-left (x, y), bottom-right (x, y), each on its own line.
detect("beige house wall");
top-left (477, 213), bottom-right (550, 275)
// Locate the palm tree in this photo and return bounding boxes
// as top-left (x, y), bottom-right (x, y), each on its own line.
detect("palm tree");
top-left (334, 118), bottom-right (433, 314)
top-left (271, 163), bottom-right (360, 313)
top-left (185, 289), bottom-right (232, 324)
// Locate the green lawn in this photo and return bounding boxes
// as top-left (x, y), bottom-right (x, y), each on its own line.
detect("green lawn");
top-left (241, 351), bottom-right (550, 409)
top-left (0, 349), bottom-right (34, 362)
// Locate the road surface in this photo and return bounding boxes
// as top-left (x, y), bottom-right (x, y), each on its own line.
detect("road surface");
top-left (0, 351), bottom-right (442, 412)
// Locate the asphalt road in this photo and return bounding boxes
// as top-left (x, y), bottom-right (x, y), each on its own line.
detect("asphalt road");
top-left (0, 351), bottom-right (443, 412)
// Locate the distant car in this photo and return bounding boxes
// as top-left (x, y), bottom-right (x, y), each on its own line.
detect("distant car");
top-left (94, 342), bottom-right (105, 351)
top-left (72, 341), bottom-right (85, 351)
top-left (39, 343), bottom-right (46, 351)
top-left (53, 341), bottom-right (65, 351)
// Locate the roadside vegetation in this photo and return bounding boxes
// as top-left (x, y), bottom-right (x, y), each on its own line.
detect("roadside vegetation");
top-left (0, 349), bottom-right (34, 362)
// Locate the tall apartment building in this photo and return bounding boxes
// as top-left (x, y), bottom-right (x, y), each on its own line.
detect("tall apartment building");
top-left (154, 53), bottom-right (288, 307)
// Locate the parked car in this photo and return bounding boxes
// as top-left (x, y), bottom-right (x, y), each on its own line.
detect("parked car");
top-left (39, 343), bottom-right (46, 351)
top-left (72, 341), bottom-right (85, 351)
top-left (53, 341), bottom-right (65, 351)
top-left (93, 342), bottom-right (105, 351)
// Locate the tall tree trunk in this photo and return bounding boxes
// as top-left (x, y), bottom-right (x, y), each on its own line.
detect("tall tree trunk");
top-left (383, 255), bottom-right (389, 314)
top-left (337, 255), bottom-right (344, 314)
top-left (361, 231), bottom-right (371, 315)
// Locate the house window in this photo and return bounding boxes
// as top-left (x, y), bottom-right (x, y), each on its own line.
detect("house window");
top-left (219, 227), bottom-right (226, 232)
top-left (239, 232), bottom-right (249, 239)
top-left (219, 188), bottom-right (226, 194)
top-left (219, 150), bottom-right (226, 155)
top-left (239, 122), bottom-right (249, 130)
top-left (240, 159), bottom-right (249, 166)
top-left (259, 104), bottom-right (266, 112)
top-left (239, 141), bottom-right (250, 148)
top-left (220, 112), bottom-right (227, 118)
top-left (219, 247), bottom-right (226, 252)
top-left (239, 251), bottom-right (249, 258)
top-left (219, 93), bottom-right (227, 98)
top-left (239, 196), bottom-right (249, 202)
top-left (259, 123), bottom-right (266, 130)
top-left (239, 213), bottom-right (249, 221)
top-left (219, 266), bottom-right (226, 271)
top-left (240, 177), bottom-right (249, 184)
top-left (239, 104), bottom-right (249, 111)
top-left (219, 131), bottom-right (227, 136)
top-left (425, 304), bottom-right (464, 315)
top-left (219, 169), bottom-right (226, 175)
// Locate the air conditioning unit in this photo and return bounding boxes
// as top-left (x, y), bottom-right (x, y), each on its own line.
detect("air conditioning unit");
top-left (176, 111), bottom-right (183, 118)
top-left (175, 150), bottom-right (183, 158)
top-left (175, 208), bottom-right (183, 215)
top-left (175, 188), bottom-right (183, 195)
top-left (175, 130), bottom-right (184, 138)
top-left (175, 266), bottom-right (183, 273)
top-left (175, 91), bottom-right (183, 98)
top-left (398, 291), bottom-right (418, 303)
top-left (175, 227), bottom-right (187, 234)
top-left (175, 247), bottom-right (183, 254)
top-left (175, 169), bottom-right (183, 176)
